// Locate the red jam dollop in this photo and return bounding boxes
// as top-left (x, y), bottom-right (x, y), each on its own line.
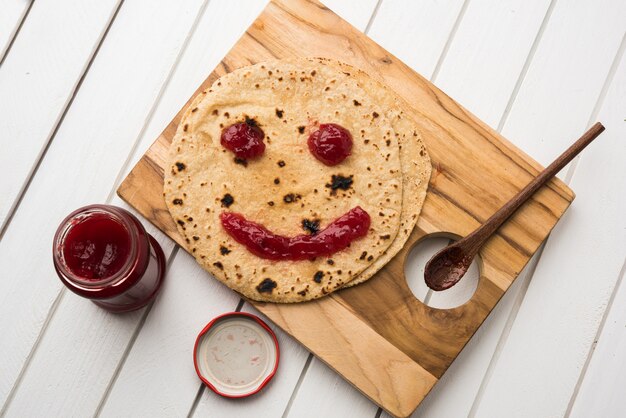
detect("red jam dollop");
top-left (220, 206), bottom-right (371, 260)
top-left (62, 213), bottom-right (131, 280)
top-left (221, 118), bottom-right (266, 159)
top-left (308, 123), bottom-right (353, 166)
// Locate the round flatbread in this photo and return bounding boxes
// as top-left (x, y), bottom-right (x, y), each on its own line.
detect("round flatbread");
top-left (165, 58), bottom-right (406, 302)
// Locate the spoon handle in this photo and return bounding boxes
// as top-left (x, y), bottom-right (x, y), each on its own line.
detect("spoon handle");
top-left (462, 122), bottom-right (605, 252)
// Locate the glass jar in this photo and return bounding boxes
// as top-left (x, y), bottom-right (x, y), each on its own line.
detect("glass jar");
top-left (53, 204), bottom-right (166, 313)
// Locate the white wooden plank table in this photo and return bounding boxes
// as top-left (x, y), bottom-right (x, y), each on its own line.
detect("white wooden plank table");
top-left (1, 1), bottom-right (624, 417)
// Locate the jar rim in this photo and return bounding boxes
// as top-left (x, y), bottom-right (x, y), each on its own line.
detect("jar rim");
top-left (53, 205), bottom-right (140, 289)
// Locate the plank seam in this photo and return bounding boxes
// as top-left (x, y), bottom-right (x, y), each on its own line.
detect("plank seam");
top-left (0, 288), bottom-right (67, 414)
top-left (363, 0), bottom-right (383, 35)
top-left (235, 298), bottom-right (246, 312)
top-left (105, 0), bottom-right (214, 203)
top-left (564, 255), bottom-right (626, 417)
top-left (496, 0), bottom-right (558, 132)
top-left (186, 383), bottom-right (206, 418)
top-left (0, 0), bottom-right (34, 67)
top-left (564, 30), bottom-right (626, 185)
top-left (0, 0), bottom-right (125, 241)
top-left (467, 244), bottom-right (546, 418)
top-left (281, 354), bottom-right (314, 418)
top-left (430, 0), bottom-right (472, 82)
top-left (94, 246), bottom-right (179, 417)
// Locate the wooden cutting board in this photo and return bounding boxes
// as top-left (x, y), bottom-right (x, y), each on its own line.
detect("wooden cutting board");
top-left (117, 0), bottom-right (574, 416)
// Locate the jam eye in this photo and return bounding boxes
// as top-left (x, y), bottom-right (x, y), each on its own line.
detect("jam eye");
top-left (220, 117), bottom-right (265, 160)
top-left (307, 123), bottom-right (353, 166)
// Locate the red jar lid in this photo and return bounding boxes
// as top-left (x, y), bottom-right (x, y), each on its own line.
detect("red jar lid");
top-left (193, 312), bottom-right (279, 398)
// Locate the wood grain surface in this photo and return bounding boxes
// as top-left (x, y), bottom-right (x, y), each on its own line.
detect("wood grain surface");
top-left (117, 0), bottom-right (575, 416)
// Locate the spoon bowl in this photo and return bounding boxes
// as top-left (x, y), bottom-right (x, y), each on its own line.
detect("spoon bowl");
top-left (424, 244), bottom-right (473, 291)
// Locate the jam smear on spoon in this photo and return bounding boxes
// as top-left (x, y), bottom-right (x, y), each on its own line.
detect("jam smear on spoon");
top-left (220, 206), bottom-right (371, 260)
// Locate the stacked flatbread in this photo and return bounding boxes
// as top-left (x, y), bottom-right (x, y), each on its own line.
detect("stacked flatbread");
top-left (164, 58), bottom-right (430, 302)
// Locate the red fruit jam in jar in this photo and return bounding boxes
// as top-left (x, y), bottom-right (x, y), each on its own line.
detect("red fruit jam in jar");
top-left (53, 205), bottom-right (166, 313)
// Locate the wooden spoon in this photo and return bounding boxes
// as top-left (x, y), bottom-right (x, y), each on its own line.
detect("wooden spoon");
top-left (424, 122), bottom-right (605, 291)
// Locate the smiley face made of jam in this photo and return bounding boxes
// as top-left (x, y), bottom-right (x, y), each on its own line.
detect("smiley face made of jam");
top-left (219, 118), bottom-right (372, 261)
top-left (164, 59), bottom-right (409, 302)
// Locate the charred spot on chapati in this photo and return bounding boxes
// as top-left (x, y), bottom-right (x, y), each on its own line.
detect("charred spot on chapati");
top-left (277, 160), bottom-right (286, 167)
top-left (313, 271), bottom-right (324, 283)
top-left (283, 193), bottom-right (301, 204)
top-left (220, 246), bottom-right (231, 255)
top-left (213, 262), bottom-right (224, 270)
top-left (275, 108), bottom-right (284, 118)
top-left (257, 278), bottom-right (277, 293)
top-left (302, 219), bottom-right (320, 235)
top-left (244, 116), bottom-right (258, 127)
top-left (220, 193), bottom-right (234, 207)
top-left (172, 198), bottom-right (183, 205)
top-left (175, 162), bottom-right (186, 172)
top-left (326, 175), bottom-right (353, 194)
top-left (297, 126), bottom-right (305, 134)
top-left (234, 157), bottom-right (248, 167)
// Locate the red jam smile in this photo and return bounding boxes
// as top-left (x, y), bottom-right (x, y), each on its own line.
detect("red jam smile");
top-left (62, 213), bottom-right (131, 280)
top-left (221, 118), bottom-right (266, 160)
top-left (308, 123), bottom-right (353, 166)
top-left (220, 206), bottom-right (371, 260)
